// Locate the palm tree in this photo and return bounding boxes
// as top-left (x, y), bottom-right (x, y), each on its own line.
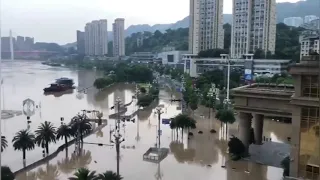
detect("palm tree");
top-left (70, 114), bottom-right (92, 142)
top-left (35, 121), bottom-right (57, 154)
top-left (57, 124), bottom-right (73, 147)
top-left (1, 136), bottom-right (8, 152)
top-left (1, 166), bottom-right (15, 180)
top-left (12, 130), bottom-right (35, 161)
top-left (96, 171), bottom-right (123, 180)
top-left (69, 168), bottom-right (96, 180)
top-left (215, 109), bottom-right (235, 139)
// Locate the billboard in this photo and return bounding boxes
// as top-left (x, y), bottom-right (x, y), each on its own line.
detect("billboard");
top-left (244, 59), bottom-right (253, 82)
top-left (186, 60), bottom-right (190, 70)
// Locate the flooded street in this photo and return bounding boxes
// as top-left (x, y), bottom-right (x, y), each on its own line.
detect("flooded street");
top-left (2, 60), bottom-right (289, 180)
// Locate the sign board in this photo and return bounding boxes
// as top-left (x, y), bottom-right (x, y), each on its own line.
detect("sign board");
top-left (162, 119), bottom-right (171, 124)
top-left (186, 60), bottom-right (190, 70)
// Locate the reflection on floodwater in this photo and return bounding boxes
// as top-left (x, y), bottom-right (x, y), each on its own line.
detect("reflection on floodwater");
top-left (1, 60), bottom-right (289, 180)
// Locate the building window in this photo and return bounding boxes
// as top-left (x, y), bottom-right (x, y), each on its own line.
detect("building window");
top-left (301, 107), bottom-right (319, 132)
top-left (302, 75), bottom-right (319, 98)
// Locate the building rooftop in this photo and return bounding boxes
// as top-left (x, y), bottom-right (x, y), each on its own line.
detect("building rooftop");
top-left (232, 83), bottom-right (295, 94)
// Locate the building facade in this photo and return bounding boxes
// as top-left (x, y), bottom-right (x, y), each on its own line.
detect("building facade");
top-left (305, 15), bottom-right (319, 23)
top-left (158, 51), bottom-right (188, 65)
top-left (231, 0), bottom-right (277, 58)
top-left (188, 0), bottom-right (224, 54)
top-left (113, 18), bottom-right (125, 57)
top-left (76, 30), bottom-right (85, 54)
top-left (182, 54), bottom-right (290, 78)
top-left (289, 55), bottom-right (320, 180)
top-left (284, 17), bottom-right (304, 27)
top-left (300, 36), bottom-right (320, 58)
top-left (84, 19), bottom-right (108, 56)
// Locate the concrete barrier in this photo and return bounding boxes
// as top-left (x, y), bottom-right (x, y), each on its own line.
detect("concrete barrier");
top-left (13, 122), bottom-right (108, 176)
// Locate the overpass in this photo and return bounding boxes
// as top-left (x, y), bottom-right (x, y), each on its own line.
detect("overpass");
top-left (231, 83), bottom-right (294, 149)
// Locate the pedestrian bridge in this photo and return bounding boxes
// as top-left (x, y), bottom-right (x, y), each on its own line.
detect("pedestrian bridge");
top-left (231, 83), bottom-right (294, 118)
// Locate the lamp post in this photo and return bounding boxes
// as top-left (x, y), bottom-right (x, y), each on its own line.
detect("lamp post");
top-left (135, 85), bottom-right (140, 141)
top-left (226, 55), bottom-right (230, 105)
top-left (110, 97), bottom-right (125, 176)
top-left (155, 107), bottom-right (164, 149)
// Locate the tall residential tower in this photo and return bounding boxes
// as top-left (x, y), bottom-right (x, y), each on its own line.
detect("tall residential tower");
top-left (231, 0), bottom-right (276, 58)
top-left (84, 19), bottom-right (108, 56)
top-left (113, 18), bottom-right (125, 57)
top-left (189, 0), bottom-right (224, 54)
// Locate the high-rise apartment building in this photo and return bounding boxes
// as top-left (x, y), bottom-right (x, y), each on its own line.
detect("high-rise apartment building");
top-left (76, 30), bottom-right (85, 55)
top-left (16, 36), bottom-right (25, 51)
top-left (113, 18), bottom-right (125, 57)
top-left (84, 19), bottom-right (108, 56)
top-left (284, 17), bottom-right (304, 27)
top-left (231, 0), bottom-right (277, 58)
top-left (188, 0), bottom-right (224, 54)
top-left (300, 36), bottom-right (320, 59)
top-left (24, 37), bottom-right (34, 51)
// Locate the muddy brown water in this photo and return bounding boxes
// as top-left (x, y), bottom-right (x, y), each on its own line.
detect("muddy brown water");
top-left (1, 60), bottom-right (289, 180)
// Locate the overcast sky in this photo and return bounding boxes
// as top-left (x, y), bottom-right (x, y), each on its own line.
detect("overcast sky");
top-left (1, 0), bottom-right (300, 44)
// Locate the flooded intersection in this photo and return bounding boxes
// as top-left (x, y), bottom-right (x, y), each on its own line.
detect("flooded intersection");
top-left (1, 60), bottom-right (289, 180)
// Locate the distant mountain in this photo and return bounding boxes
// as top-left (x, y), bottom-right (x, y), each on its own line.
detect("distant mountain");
top-left (277, 0), bottom-right (319, 22)
top-left (65, 0), bottom-right (317, 46)
top-left (124, 14), bottom-right (232, 36)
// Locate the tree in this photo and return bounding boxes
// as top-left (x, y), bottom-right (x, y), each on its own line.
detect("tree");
top-left (70, 114), bottom-right (93, 142)
top-left (96, 171), bottom-right (123, 180)
top-left (35, 121), bottom-right (57, 154)
top-left (93, 77), bottom-right (114, 90)
top-left (69, 168), bottom-right (97, 180)
top-left (1, 136), bottom-right (8, 152)
top-left (1, 166), bottom-right (15, 180)
top-left (137, 95), bottom-right (153, 107)
top-left (215, 109), bottom-right (235, 139)
top-left (57, 124), bottom-right (73, 147)
top-left (12, 130), bottom-right (35, 160)
top-left (281, 156), bottom-right (290, 177)
top-left (139, 87), bottom-right (147, 94)
top-left (228, 135), bottom-right (246, 160)
top-left (170, 114), bottom-right (196, 139)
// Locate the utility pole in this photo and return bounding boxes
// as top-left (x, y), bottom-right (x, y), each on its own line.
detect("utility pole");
top-left (135, 85), bottom-right (140, 141)
top-left (111, 97), bottom-right (125, 176)
top-left (155, 107), bottom-right (164, 149)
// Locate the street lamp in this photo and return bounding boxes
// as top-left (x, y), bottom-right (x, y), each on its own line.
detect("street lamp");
top-left (135, 85), bottom-right (141, 141)
top-left (110, 97), bottom-right (125, 176)
top-left (155, 107), bottom-right (164, 149)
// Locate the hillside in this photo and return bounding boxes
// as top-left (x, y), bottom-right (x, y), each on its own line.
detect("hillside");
top-left (125, 23), bottom-right (302, 62)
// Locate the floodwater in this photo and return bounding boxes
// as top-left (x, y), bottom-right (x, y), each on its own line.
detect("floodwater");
top-left (0, 60), bottom-right (290, 180)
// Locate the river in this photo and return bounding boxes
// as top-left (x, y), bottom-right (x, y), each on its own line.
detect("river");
top-left (0, 60), bottom-right (290, 180)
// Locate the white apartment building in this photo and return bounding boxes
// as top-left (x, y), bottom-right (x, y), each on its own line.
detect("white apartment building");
top-left (304, 15), bottom-right (319, 23)
top-left (84, 19), bottom-right (108, 56)
top-left (300, 36), bottom-right (320, 58)
top-left (231, 0), bottom-right (277, 59)
top-left (188, 0), bottom-right (224, 54)
top-left (283, 17), bottom-right (304, 27)
top-left (113, 18), bottom-right (125, 57)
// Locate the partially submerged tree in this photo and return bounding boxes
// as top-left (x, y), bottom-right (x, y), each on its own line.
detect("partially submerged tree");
top-left (228, 135), bottom-right (246, 160)
top-left (281, 156), bottom-right (290, 177)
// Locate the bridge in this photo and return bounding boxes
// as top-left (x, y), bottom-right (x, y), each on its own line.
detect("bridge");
top-left (230, 83), bottom-right (294, 150)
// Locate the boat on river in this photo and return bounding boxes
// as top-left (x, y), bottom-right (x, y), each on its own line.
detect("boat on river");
top-left (43, 78), bottom-right (75, 93)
